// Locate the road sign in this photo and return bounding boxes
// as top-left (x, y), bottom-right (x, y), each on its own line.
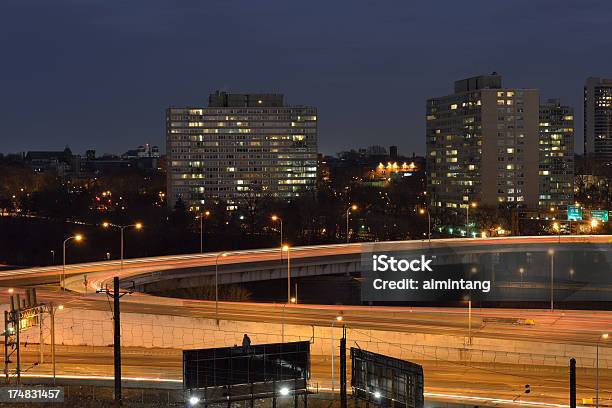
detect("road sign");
top-left (567, 205), bottom-right (583, 221)
top-left (591, 210), bottom-right (609, 222)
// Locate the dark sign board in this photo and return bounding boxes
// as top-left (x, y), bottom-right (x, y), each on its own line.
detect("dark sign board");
top-left (351, 348), bottom-right (424, 408)
top-left (183, 341), bottom-right (310, 403)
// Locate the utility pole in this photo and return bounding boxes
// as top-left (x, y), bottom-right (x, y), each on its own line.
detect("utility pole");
top-left (570, 358), bottom-right (576, 408)
top-left (113, 277), bottom-right (121, 402)
top-left (97, 276), bottom-right (133, 404)
top-left (340, 325), bottom-right (347, 408)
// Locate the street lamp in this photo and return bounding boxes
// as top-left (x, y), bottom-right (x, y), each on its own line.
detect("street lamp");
top-left (518, 267), bottom-right (525, 290)
top-left (102, 222), bottom-right (143, 272)
top-left (548, 249), bottom-right (555, 312)
top-left (271, 215), bottom-right (283, 260)
top-left (283, 245), bottom-right (291, 303)
top-left (214, 252), bottom-right (228, 324)
top-left (466, 298), bottom-right (472, 345)
top-left (331, 315), bottom-right (343, 391)
top-left (346, 205), bottom-right (358, 243)
top-left (198, 211), bottom-right (211, 253)
top-left (597, 333), bottom-right (609, 408)
top-left (48, 302), bottom-right (64, 385)
top-left (466, 202), bottom-right (477, 238)
top-left (62, 234), bottom-right (83, 290)
top-left (419, 208), bottom-right (431, 242)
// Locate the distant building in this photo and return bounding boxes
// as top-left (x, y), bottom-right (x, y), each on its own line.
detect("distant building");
top-left (320, 147), bottom-right (425, 197)
top-left (166, 91), bottom-right (318, 210)
top-left (25, 147), bottom-right (74, 175)
top-left (426, 73), bottom-right (540, 209)
top-left (584, 77), bottom-right (612, 161)
top-left (122, 144), bottom-right (160, 159)
top-left (538, 99), bottom-right (574, 209)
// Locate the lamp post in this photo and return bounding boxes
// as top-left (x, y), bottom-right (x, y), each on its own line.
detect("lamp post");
top-left (102, 222), bottom-right (143, 272)
top-left (466, 202), bottom-right (477, 238)
top-left (548, 249), bottom-right (555, 312)
top-left (518, 267), bottom-right (525, 291)
top-left (215, 252), bottom-right (228, 324)
top-left (283, 245), bottom-right (291, 303)
top-left (62, 234), bottom-right (83, 290)
top-left (271, 215), bottom-right (283, 260)
top-left (331, 315), bottom-right (343, 391)
top-left (199, 211), bottom-right (211, 253)
top-left (346, 205), bottom-right (357, 243)
top-left (280, 297), bottom-right (297, 343)
top-left (419, 208), bottom-right (431, 242)
top-left (597, 333), bottom-right (609, 408)
top-left (467, 299), bottom-right (472, 345)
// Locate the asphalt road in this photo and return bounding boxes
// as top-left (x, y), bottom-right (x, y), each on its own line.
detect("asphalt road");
top-left (20, 287), bottom-right (612, 348)
top-left (13, 346), bottom-right (612, 408)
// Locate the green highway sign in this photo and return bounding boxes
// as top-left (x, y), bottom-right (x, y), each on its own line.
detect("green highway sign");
top-left (567, 205), bottom-right (583, 221)
top-left (591, 210), bottom-right (609, 222)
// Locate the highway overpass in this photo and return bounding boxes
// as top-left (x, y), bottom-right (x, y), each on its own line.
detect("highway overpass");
top-left (1, 235), bottom-right (611, 304)
top-left (2, 236), bottom-right (612, 407)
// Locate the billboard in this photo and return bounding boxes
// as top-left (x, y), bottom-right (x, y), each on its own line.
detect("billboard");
top-left (183, 341), bottom-right (310, 403)
top-left (351, 348), bottom-right (424, 408)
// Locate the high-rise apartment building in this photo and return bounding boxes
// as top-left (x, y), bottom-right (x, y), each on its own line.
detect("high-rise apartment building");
top-left (538, 99), bottom-right (574, 208)
top-left (584, 77), bottom-right (612, 161)
top-left (426, 74), bottom-right (540, 209)
top-left (166, 91), bottom-right (317, 210)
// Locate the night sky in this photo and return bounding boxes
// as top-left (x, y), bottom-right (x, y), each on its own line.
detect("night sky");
top-left (2, 0), bottom-right (611, 156)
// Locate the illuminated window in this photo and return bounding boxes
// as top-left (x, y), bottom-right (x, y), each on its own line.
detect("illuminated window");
top-left (451, 104), bottom-right (458, 110)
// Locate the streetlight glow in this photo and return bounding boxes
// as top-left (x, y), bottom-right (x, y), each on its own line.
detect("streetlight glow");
top-left (282, 244), bottom-right (290, 252)
top-left (336, 315), bottom-right (343, 322)
top-left (374, 391), bottom-right (381, 399)
top-left (135, 222), bottom-right (143, 230)
top-left (351, 204), bottom-right (358, 211)
top-left (279, 387), bottom-right (289, 396)
top-left (74, 234), bottom-right (83, 242)
top-left (603, 333), bottom-right (609, 340)
top-left (189, 396), bottom-right (199, 405)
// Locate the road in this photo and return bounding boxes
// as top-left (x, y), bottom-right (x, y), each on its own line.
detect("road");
top-left (1, 236), bottom-right (612, 406)
top-left (1, 235), bottom-right (610, 293)
top-left (13, 287), bottom-right (612, 348)
top-left (3, 288), bottom-right (612, 406)
top-left (12, 345), bottom-right (612, 408)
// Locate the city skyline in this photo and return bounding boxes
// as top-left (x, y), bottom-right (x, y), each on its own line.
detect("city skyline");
top-left (2, 1), bottom-right (612, 155)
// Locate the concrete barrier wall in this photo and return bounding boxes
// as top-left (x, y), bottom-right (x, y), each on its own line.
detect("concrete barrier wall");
top-left (9, 305), bottom-right (612, 371)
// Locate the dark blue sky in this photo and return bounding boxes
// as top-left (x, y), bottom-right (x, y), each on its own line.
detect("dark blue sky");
top-left (1, 0), bottom-right (611, 156)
